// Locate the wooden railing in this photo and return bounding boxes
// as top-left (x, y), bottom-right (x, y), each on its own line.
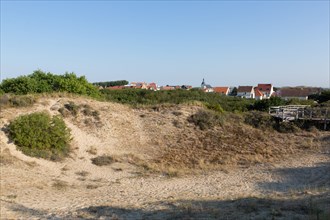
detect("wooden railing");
top-left (269, 105), bottom-right (330, 129)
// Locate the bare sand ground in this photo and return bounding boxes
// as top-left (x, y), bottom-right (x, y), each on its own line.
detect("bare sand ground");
top-left (1, 97), bottom-right (329, 219)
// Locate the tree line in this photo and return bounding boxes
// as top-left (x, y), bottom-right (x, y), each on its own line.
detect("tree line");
top-left (0, 70), bottom-right (99, 97)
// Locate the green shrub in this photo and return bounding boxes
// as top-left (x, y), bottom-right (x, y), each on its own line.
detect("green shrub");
top-left (8, 112), bottom-right (71, 160)
top-left (273, 121), bottom-right (299, 133)
top-left (188, 109), bottom-right (224, 130)
top-left (0, 70), bottom-right (100, 97)
top-left (205, 103), bottom-right (224, 113)
top-left (244, 111), bottom-right (275, 129)
top-left (101, 89), bottom-right (253, 112)
top-left (251, 97), bottom-right (286, 111)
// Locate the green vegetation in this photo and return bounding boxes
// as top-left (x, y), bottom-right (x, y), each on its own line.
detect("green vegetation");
top-left (244, 111), bottom-right (275, 130)
top-left (188, 109), bottom-right (224, 130)
top-left (8, 112), bottom-right (71, 160)
top-left (1, 70), bottom-right (322, 113)
top-left (251, 97), bottom-right (286, 111)
top-left (101, 89), bottom-right (253, 112)
top-left (93, 80), bottom-right (129, 87)
top-left (0, 70), bottom-right (99, 97)
top-left (309, 90), bottom-right (330, 103)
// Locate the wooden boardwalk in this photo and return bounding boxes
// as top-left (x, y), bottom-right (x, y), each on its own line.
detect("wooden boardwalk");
top-left (269, 105), bottom-right (330, 129)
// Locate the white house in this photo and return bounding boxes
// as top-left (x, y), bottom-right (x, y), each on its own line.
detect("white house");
top-left (237, 86), bottom-right (255, 99)
top-left (255, 84), bottom-right (274, 99)
top-left (201, 78), bottom-right (214, 92)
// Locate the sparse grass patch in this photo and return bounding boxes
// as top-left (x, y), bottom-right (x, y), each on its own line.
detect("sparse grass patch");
top-left (86, 146), bottom-right (98, 155)
top-left (172, 111), bottom-right (182, 116)
top-left (86, 184), bottom-right (99, 189)
top-left (59, 101), bottom-right (102, 126)
top-left (61, 165), bottom-right (70, 171)
top-left (52, 179), bottom-right (69, 190)
top-left (0, 149), bottom-right (16, 165)
top-left (75, 171), bottom-right (90, 177)
top-left (91, 155), bottom-right (118, 166)
top-left (6, 194), bottom-right (17, 199)
top-left (64, 101), bottom-right (81, 116)
top-left (0, 94), bottom-right (37, 108)
top-left (172, 119), bottom-right (183, 128)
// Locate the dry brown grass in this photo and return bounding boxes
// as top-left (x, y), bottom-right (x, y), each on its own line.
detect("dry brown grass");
top-left (52, 179), bottom-right (69, 190)
top-left (135, 106), bottom-right (326, 175)
top-left (0, 149), bottom-right (17, 165)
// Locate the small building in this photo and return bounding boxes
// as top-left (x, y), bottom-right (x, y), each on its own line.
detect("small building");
top-left (160, 86), bottom-right (175, 90)
top-left (201, 78), bottom-right (213, 92)
top-left (255, 84), bottom-right (274, 99)
top-left (181, 85), bottom-right (192, 90)
top-left (254, 88), bottom-right (264, 100)
top-left (147, 83), bottom-right (158, 91)
top-left (130, 82), bottom-right (148, 89)
top-left (107, 85), bottom-right (125, 90)
top-left (277, 87), bottom-right (321, 100)
top-left (213, 87), bottom-right (230, 95)
top-left (237, 86), bottom-right (255, 99)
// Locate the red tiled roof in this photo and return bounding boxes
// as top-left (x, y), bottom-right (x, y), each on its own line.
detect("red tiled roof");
top-left (279, 87), bottom-right (321, 97)
top-left (257, 84), bottom-right (272, 92)
top-left (107, 86), bottom-right (125, 90)
top-left (213, 87), bottom-right (229, 94)
top-left (147, 83), bottom-right (157, 90)
top-left (237, 86), bottom-right (253, 93)
top-left (161, 86), bottom-right (175, 90)
top-left (254, 88), bottom-right (264, 97)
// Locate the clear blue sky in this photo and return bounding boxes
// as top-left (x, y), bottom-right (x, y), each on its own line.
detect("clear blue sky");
top-left (1, 0), bottom-right (329, 87)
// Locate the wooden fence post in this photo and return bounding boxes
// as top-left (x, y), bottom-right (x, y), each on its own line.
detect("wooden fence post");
top-left (324, 109), bottom-right (328, 130)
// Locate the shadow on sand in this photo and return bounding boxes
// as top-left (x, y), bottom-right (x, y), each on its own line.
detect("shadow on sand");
top-left (6, 163), bottom-right (330, 220)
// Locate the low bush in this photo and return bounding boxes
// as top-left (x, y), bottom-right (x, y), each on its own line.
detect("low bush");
top-left (188, 109), bottom-right (224, 130)
top-left (273, 121), bottom-right (300, 133)
top-left (8, 112), bottom-right (71, 160)
top-left (244, 111), bottom-right (275, 129)
top-left (91, 155), bottom-right (117, 166)
top-left (63, 101), bottom-right (81, 116)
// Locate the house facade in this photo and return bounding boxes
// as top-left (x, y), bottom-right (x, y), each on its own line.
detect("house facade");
top-left (237, 86), bottom-right (255, 99)
top-left (254, 88), bottom-right (264, 100)
top-left (255, 84), bottom-right (274, 98)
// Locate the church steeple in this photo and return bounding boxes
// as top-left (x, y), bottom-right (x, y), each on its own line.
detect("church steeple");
top-left (201, 78), bottom-right (205, 87)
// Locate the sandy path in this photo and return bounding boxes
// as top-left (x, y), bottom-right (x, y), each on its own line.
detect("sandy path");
top-left (1, 151), bottom-right (329, 219)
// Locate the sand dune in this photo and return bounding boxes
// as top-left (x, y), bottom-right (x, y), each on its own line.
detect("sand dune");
top-left (1, 97), bottom-right (329, 219)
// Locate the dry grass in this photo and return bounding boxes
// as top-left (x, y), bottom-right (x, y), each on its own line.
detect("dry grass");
top-left (136, 106), bottom-right (326, 175)
top-left (86, 146), bottom-right (97, 155)
top-left (75, 171), bottom-right (90, 177)
top-left (0, 149), bottom-right (17, 165)
top-left (52, 179), bottom-right (69, 190)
